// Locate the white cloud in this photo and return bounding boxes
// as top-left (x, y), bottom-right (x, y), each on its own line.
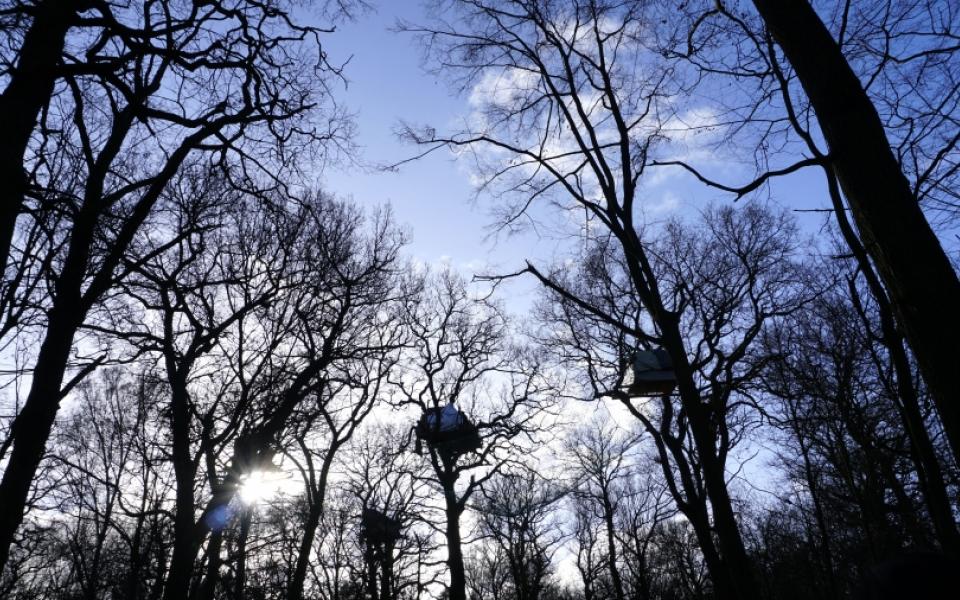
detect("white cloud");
top-left (468, 67), bottom-right (540, 110)
top-left (646, 189), bottom-right (681, 215)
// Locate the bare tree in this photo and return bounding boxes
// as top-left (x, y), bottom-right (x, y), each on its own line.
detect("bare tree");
top-left (283, 357), bottom-right (408, 600)
top-left (660, 0), bottom-right (960, 551)
top-left (69, 185), bottom-right (404, 600)
top-left (569, 492), bottom-right (606, 600)
top-left (344, 425), bottom-right (439, 600)
top-left (758, 267), bottom-right (958, 595)
top-left (393, 268), bottom-right (552, 600)
top-left (533, 203), bottom-right (809, 600)
top-left (661, 0), bottom-right (960, 464)
top-left (398, 2), bottom-right (815, 596)
top-left (614, 447), bottom-right (675, 600)
top-left (564, 421), bottom-right (635, 600)
top-left (465, 542), bottom-right (512, 600)
top-left (0, 365), bottom-right (175, 600)
top-left (750, 0), bottom-right (960, 457)
top-left (475, 469), bottom-right (566, 600)
top-left (181, 199), bottom-right (403, 600)
top-left (48, 370), bottom-right (152, 600)
top-left (0, 0), bottom-right (351, 574)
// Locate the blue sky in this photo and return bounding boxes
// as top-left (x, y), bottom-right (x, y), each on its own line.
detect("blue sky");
top-left (317, 2), bottom-right (834, 313)
top-left (310, 0), bottom-right (836, 524)
top-left (320, 4), bottom-right (517, 265)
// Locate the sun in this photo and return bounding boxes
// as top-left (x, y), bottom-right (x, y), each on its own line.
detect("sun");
top-left (238, 470), bottom-right (286, 505)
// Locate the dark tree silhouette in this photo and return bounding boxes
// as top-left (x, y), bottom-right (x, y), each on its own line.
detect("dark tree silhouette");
top-left (393, 269), bottom-right (552, 600)
top-left (663, 0), bottom-right (960, 465)
top-left (475, 470), bottom-right (565, 600)
top-left (750, 0), bottom-right (960, 463)
top-left (0, 0), bottom-right (350, 575)
top-left (532, 203), bottom-right (809, 600)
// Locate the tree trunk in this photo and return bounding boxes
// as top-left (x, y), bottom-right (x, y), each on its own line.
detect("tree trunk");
top-left (124, 508), bottom-right (148, 600)
top-left (196, 531), bottom-right (223, 600)
top-left (613, 203), bottom-right (760, 600)
top-left (380, 541), bottom-right (395, 600)
top-left (288, 498), bottom-right (324, 600)
top-left (233, 507), bottom-right (252, 600)
top-left (661, 320), bottom-right (760, 600)
top-left (700, 452), bottom-right (758, 600)
top-left (162, 379), bottom-right (201, 600)
top-left (287, 453), bottom-right (336, 600)
top-left (824, 165), bottom-right (960, 554)
top-left (790, 417), bottom-right (839, 598)
top-left (685, 508), bottom-right (733, 600)
top-left (0, 294), bottom-right (84, 574)
top-left (82, 487), bottom-right (119, 600)
top-left (365, 541), bottom-right (378, 600)
top-left (618, 391), bottom-right (737, 600)
top-left (600, 494), bottom-right (626, 600)
top-left (752, 0), bottom-right (960, 466)
top-left (890, 361), bottom-right (960, 553)
top-left (443, 486), bottom-right (467, 600)
top-left (0, 101), bottom-right (139, 576)
top-left (0, 0), bottom-right (77, 277)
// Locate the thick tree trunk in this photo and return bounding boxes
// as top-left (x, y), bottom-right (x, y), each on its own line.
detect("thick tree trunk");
top-left (0, 286), bottom-right (85, 574)
top-left (365, 542), bottom-right (379, 600)
top-left (163, 380), bottom-right (201, 600)
top-left (752, 0), bottom-right (960, 465)
top-left (443, 487), bottom-right (467, 600)
top-left (600, 494), bottom-right (626, 600)
top-left (636, 555), bottom-right (652, 600)
top-left (164, 477), bottom-right (200, 599)
top-left (0, 0), bottom-right (77, 277)
top-left (699, 452), bottom-right (759, 600)
top-left (686, 508), bottom-right (733, 600)
top-left (0, 99), bottom-right (142, 576)
top-left (890, 358), bottom-right (960, 553)
top-left (380, 541), bottom-right (395, 600)
top-left (824, 166), bottom-right (960, 553)
top-left (613, 205), bottom-right (759, 600)
top-left (288, 498), bottom-right (324, 600)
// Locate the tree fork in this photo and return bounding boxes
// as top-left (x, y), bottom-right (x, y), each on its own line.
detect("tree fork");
top-left (661, 320), bottom-right (761, 600)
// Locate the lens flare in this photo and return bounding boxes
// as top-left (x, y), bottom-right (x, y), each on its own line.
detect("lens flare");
top-left (238, 470), bottom-right (285, 505)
